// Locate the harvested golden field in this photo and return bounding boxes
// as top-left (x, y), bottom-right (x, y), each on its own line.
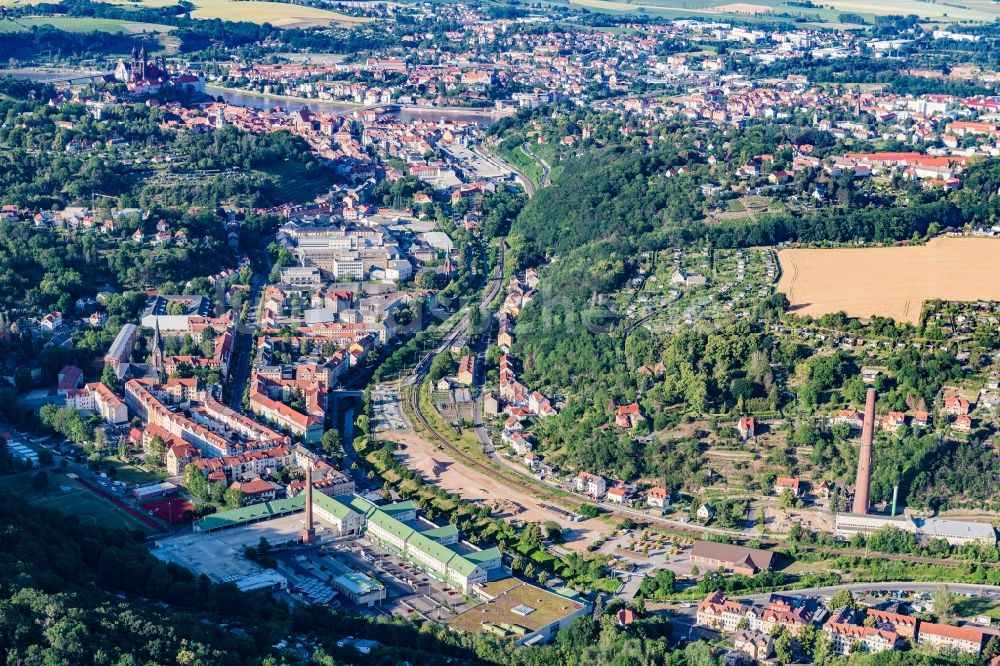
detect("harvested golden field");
top-left (777, 236), bottom-right (1000, 325)
top-left (187, 0), bottom-right (371, 27)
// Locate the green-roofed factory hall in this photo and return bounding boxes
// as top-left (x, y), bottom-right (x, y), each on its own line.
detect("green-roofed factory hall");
top-left (190, 492), bottom-right (505, 594)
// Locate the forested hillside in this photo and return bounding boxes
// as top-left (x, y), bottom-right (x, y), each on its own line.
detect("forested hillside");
top-left (500, 110), bottom-right (1000, 504)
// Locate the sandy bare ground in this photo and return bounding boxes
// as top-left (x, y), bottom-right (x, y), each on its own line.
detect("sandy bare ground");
top-left (384, 430), bottom-right (612, 552)
top-left (777, 237), bottom-right (1000, 325)
top-left (765, 507), bottom-right (834, 534)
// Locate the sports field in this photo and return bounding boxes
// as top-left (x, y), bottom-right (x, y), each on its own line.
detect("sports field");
top-left (0, 472), bottom-right (160, 534)
top-left (776, 236), bottom-right (1000, 325)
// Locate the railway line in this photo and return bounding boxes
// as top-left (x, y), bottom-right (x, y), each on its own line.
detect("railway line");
top-left (403, 242), bottom-right (736, 538)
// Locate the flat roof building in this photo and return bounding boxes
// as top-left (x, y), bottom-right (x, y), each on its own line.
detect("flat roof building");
top-left (449, 579), bottom-right (590, 645)
top-left (835, 512), bottom-right (996, 547)
top-left (332, 572), bottom-right (386, 607)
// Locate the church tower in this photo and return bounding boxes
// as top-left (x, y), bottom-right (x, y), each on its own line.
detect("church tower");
top-left (152, 319), bottom-right (163, 372)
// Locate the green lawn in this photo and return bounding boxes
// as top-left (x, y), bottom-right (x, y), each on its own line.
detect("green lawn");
top-left (955, 596), bottom-right (1000, 620)
top-left (18, 15), bottom-right (176, 33)
top-left (101, 456), bottom-right (169, 486)
top-left (259, 160), bottom-right (331, 204)
top-left (496, 145), bottom-right (542, 189)
top-left (0, 472), bottom-right (158, 534)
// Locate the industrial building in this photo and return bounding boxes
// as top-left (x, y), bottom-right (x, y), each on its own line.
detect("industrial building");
top-left (449, 579), bottom-right (590, 645)
top-left (836, 387), bottom-right (996, 547)
top-left (192, 490), bottom-right (504, 593)
top-left (834, 512), bottom-right (996, 547)
top-left (332, 572), bottom-right (386, 606)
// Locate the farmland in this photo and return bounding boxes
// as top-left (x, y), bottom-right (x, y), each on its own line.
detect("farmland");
top-left (86, 0), bottom-right (372, 27)
top-left (188, 0), bottom-right (371, 27)
top-left (12, 15), bottom-right (175, 33)
top-left (777, 236), bottom-right (1000, 325)
top-left (539, 0), bottom-right (1000, 24)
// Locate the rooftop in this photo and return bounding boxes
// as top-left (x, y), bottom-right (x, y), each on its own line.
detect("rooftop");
top-left (333, 571), bottom-right (384, 596)
top-left (449, 580), bottom-right (587, 636)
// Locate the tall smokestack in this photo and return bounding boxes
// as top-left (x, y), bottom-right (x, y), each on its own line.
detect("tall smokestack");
top-left (853, 388), bottom-right (876, 514)
top-left (302, 464), bottom-right (316, 544)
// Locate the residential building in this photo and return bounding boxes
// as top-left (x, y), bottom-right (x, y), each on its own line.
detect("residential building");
top-left (65, 382), bottom-right (129, 424)
top-left (918, 623), bottom-right (986, 655)
top-left (774, 476), bottom-right (800, 497)
top-left (646, 486), bottom-right (670, 509)
top-left (824, 621), bottom-right (899, 655)
top-left (606, 486), bottom-right (628, 504)
top-left (575, 471), bottom-right (607, 498)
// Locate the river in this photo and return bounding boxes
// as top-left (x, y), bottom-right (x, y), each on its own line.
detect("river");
top-left (206, 85), bottom-right (501, 125)
top-left (1, 68), bottom-right (501, 125)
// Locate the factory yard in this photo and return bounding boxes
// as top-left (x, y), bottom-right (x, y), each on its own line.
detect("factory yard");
top-left (777, 236), bottom-right (1000, 325)
top-left (386, 429), bottom-right (613, 552)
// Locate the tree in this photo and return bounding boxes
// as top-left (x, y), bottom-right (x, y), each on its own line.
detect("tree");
top-left (934, 584), bottom-right (955, 624)
top-left (683, 641), bottom-right (720, 666)
top-left (983, 635), bottom-right (1000, 660)
top-left (798, 624), bottom-right (817, 659)
top-left (774, 629), bottom-right (794, 664)
top-left (101, 363), bottom-right (119, 389)
top-left (578, 503), bottom-right (599, 518)
top-left (320, 429), bottom-right (343, 458)
top-left (224, 487), bottom-right (244, 510)
top-left (428, 352), bottom-right (454, 383)
top-left (830, 589), bottom-right (856, 611)
top-left (31, 471), bottom-right (48, 493)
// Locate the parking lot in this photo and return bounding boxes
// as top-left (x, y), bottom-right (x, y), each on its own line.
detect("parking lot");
top-left (347, 538), bottom-right (479, 620)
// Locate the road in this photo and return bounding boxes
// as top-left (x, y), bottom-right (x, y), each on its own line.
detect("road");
top-left (660, 581), bottom-right (1000, 634)
top-left (227, 255), bottom-right (269, 410)
top-left (477, 145), bottom-right (536, 198)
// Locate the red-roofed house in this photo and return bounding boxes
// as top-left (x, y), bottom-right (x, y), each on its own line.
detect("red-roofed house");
top-left (607, 486), bottom-right (628, 504)
top-left (774, 477), bottom-right (800, 497)
top-left (615, 403), bottom-right (643, 429)
top-left (944, 396), bottom-right (971, 415)
top-left (575, 471), bottom-right (606, 498)
top-left (57, 365), bottom-right (84, 395)
top-left (737, 415), bottom-right (756, 440)
top-left (647, 486), bottom-right (670, 509)
top-left (918, 622), bottom-right (985, 655)
top-left (230, 478), bottom-right (280, 504)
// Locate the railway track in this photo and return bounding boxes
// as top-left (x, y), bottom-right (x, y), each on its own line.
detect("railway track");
top-left (404, 238), bottom-right (563, 507)
top-left (404, 241), bottom-right (731, 537)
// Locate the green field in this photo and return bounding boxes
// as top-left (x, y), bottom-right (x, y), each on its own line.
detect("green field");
top-left (16, 15), bottom-right (176, 33)
top-left (259, 160), bottom-right (332, 204)
top-left (534, 0), bottom-right (1000, 26)
top-left (955, 596), bottom-right (1000, 621)
top-left (0, 472), bottom-right (159, 534)
top-left (101, 457), bottom-right (169, 485)
top-left (0, 0), bottom-right (60, 6)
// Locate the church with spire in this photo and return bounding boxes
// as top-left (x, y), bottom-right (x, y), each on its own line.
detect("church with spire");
top-left (114, 44), bottom-right (169, 94)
